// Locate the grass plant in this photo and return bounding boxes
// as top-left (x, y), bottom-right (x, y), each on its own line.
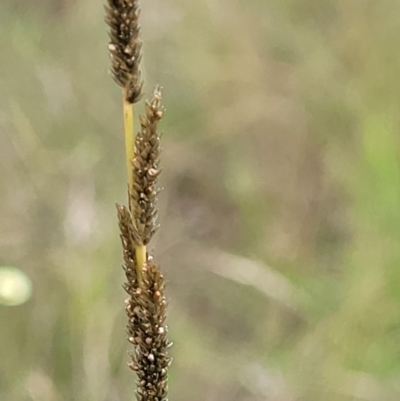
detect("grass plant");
top-left (105, 1), bottom-right (171, 400)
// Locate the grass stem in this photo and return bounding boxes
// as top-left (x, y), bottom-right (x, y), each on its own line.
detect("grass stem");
top-left (123, 88), bottom-right (135, 195)
top-left (134, 244), bottom-right (146, 286)
top-left (123, 88), bottom-right (146, 286)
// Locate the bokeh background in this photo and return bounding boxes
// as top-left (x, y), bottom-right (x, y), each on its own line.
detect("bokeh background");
top-left (2, 0), bottom-right (400, 400)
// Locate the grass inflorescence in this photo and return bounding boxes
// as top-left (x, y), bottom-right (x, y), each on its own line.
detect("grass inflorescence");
top-left (105, 0), bottom-right (143, 103)
top-left (106, 1), bottom-right (171, 400)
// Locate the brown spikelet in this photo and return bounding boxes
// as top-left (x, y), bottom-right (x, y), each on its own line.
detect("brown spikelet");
top-left (117, 204), bottom-right (171, 401)
top-left (117, 204), bottom-right (138, 284)
top-left (130, 87), bottom-right (164, 245)
top-left (105, 0), bottom-right (143, 103)
top-left (124, 258), bottom-right (172, 401)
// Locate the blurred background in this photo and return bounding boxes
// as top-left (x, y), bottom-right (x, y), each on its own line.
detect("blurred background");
top-left (1, 0), bottom-right (400, 400)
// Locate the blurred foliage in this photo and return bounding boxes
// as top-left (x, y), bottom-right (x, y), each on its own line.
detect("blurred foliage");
top-left (1, 0), bottom-right (400, 400)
